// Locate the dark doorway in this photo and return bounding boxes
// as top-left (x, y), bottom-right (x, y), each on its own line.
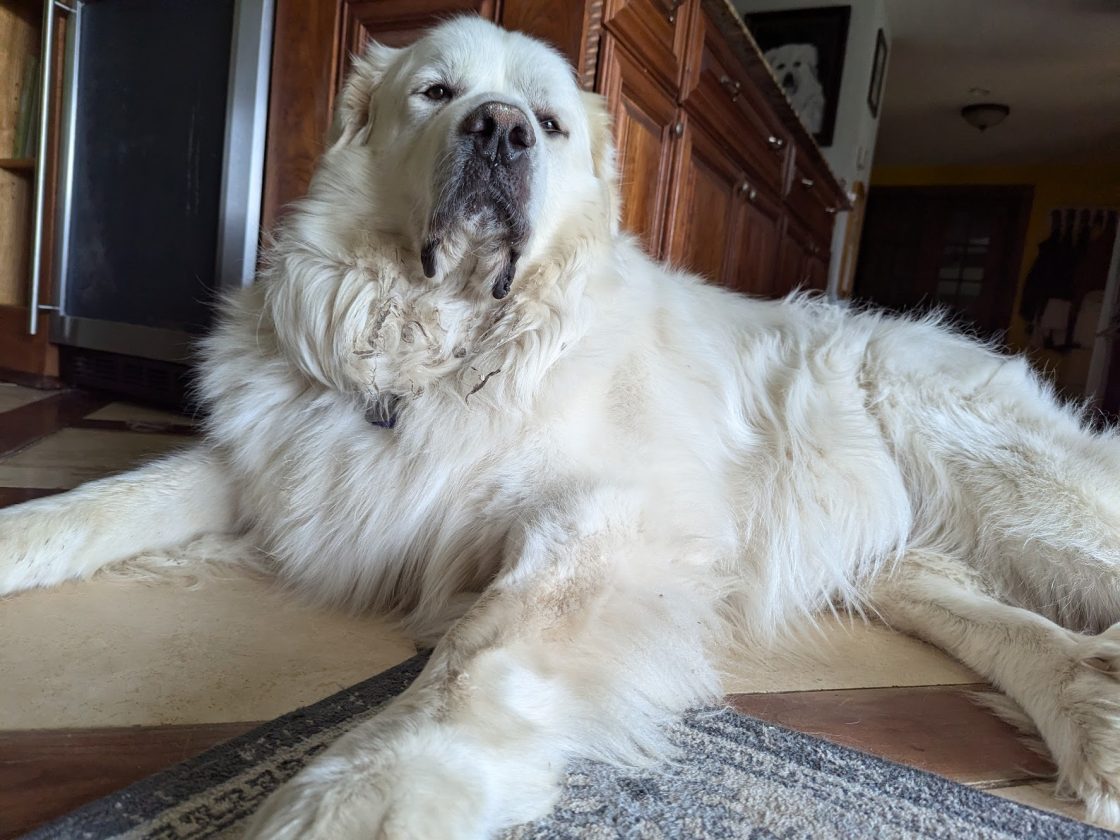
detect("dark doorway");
top-left (852, 186), bottom-right (1034, 337)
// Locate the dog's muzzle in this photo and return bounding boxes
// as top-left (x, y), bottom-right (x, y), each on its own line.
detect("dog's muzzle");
top-left (422, 100), bottom-right (536, 299)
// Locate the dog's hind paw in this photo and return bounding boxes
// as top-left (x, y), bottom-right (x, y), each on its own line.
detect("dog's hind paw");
top-left (1051, 629), bottom-right (1120, 828)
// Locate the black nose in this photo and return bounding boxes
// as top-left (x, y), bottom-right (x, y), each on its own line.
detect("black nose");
top-left (782, 72), bottom-right (796, 90)
top-left (460, 101), bottom-right (535, 165)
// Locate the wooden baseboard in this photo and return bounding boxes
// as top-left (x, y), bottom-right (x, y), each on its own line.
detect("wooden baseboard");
top-left (0, 364), bottom-right (63, 389)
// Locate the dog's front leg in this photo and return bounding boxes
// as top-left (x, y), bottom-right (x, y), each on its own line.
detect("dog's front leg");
top-left (244, 485), bottom-right (722, 839)
top-left (0, 445), bottom-right (236, 596)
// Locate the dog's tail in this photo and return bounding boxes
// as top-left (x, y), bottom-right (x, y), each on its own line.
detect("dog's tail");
top-left (0, 444), bottom-right (237, 596)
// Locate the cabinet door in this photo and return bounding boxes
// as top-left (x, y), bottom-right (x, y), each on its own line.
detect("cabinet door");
top-left (733, 189), bottom-right (783, 296)
top-left (665, 113), bottom-right (739, 284)
top-left (805, 251), bottom-right (829, 291)
top-left (598, 34), bottom-right (680, 257)
top-left (667, 116), bottom-right (782, 295)
top-left (777, 217), bottom-right (830, 295)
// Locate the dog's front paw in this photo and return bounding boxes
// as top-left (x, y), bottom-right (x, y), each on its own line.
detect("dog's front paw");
top-left (242, 715), bottom-right (561, 840)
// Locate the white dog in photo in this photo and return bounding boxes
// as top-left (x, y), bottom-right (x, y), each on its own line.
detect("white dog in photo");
top-left (765, 43), bottom-right (826, 134)
top-left (5, 16), bottom-right (1120, 838)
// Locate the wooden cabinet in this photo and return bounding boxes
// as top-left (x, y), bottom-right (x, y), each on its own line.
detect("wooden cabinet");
top-left (263, 0), bottom-right (847, 299)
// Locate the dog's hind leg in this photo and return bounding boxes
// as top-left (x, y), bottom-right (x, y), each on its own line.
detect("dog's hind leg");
top-left (954, 417), bottom-right (1120, 633)
top-left (243, 483), bottom-right (723, 840)
top-left (0, 444), bottom-right (237, 596)
top-left (874, 550), bottom-right (1120, 827)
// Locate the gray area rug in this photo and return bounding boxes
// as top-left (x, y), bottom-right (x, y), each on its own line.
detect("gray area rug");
top-left (23, 654), bottom-right (1114, 839)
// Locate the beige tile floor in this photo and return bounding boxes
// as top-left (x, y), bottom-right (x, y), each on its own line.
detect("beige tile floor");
top-left (0, 382), bottom-right (54, 413)
top-left (0, 428), bottom-right (188, 489)
top-left (0, 386), bottom-right (1101, 830)
top-left (2, 573), bottom-right (415, 728)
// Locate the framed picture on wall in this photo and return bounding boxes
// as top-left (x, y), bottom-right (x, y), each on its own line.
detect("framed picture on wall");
top-left (867, 28), bottom-right (888, 118)
top-left (743, 6), bottom-right (851, 147)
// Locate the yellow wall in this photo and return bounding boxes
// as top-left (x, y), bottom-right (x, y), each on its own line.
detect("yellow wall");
top-left (869, 166), bottom-right (1120, 387)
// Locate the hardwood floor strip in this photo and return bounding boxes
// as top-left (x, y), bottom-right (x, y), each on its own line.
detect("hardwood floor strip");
top-left (0, 487), bottom-right (63, 509)
top-left (0, 392), bottom-right (109, 458)
top-left (727, 683), bottom-right (1054, 787)
top-left (0, 721), bottom-right (261, 839)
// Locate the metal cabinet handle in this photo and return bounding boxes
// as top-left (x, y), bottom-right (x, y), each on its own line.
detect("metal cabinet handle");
top-left (672, 121), bottom-right (684, 138)
top-left (666, 0), bottom-right (685, 23)
top-left (766, 134), bottom-right (785, 152)
top-left (737, 179), bottom-right (757, 201)
top-left (719, 75), bottom-right (742, 102)
top-left (824, 206), bottom-right (837, 215)
top-left (800, 176), bottom-right (815, 190)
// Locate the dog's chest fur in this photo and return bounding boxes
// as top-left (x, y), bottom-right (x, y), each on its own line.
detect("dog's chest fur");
top-left (198, 251), bottom-right (594, 621)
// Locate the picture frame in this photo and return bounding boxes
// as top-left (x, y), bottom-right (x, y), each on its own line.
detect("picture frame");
top-left (867, 28), bottom-right (888, 118)
top-left (744, 6), bottom-right (851, 147)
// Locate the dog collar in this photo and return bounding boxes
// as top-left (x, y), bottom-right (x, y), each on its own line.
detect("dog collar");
top-left (365, 395), bottom-right (400, 429)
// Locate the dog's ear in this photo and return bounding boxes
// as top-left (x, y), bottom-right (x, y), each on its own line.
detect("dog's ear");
top-left (329, 41), bottom-right (400, 146)
top-left (581, 91), bottom-right (621, 235)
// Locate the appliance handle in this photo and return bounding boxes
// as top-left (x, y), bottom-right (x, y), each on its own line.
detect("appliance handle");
top-left (29, 0), bottom-right (76, 334)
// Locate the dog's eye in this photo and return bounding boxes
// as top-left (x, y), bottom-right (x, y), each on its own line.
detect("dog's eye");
top-left (422, 84), bottom-right (453, 102)
top-left (793, 61), bottom-right (801, 68)
top-left (537, 115), bottom-right (564, 135)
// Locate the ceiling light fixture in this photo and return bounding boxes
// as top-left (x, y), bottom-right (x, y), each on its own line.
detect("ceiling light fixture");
top-left (960, 102), bottom-right (1010, 132)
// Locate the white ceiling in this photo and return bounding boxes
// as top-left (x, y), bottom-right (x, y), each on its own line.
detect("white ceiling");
top-left (875, 0), bottom-right (1120, 166)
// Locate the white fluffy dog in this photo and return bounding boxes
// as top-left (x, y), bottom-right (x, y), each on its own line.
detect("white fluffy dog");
top-left (5, 17), bottom-right (1120, 837)
top-left (765, 43), bottom-right (825, 135)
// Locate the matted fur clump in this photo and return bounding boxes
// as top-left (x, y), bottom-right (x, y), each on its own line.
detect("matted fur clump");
top-left (4, 17), bottom-right (1120, 838)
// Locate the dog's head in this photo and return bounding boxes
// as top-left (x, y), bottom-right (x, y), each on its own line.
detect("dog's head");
top-left (316, 17), bottom-right (618, 300)
top-left (764, 43), bottom-right (820, 99)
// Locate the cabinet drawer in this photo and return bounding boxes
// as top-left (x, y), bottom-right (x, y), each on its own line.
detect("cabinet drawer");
top-left (603, 0), bottom-right (694, 92)
top-left (682, 16), bottom-right (789, 196)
